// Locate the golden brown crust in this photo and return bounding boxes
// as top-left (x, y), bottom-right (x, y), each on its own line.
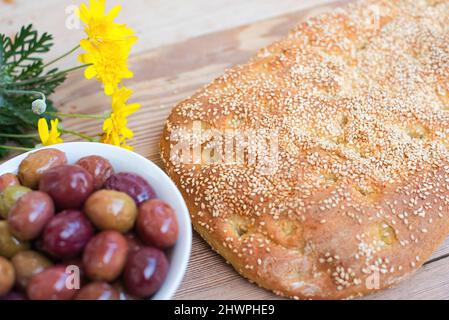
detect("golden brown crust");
top-left (161, 0), bottom-right (449, 299)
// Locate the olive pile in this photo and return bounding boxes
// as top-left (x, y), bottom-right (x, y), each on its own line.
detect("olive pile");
top-left (0, 149), bottom-right (179, 300)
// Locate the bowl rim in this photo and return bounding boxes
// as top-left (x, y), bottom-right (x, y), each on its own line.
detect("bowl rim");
top-left (0, 142), bottom-right (192, 300)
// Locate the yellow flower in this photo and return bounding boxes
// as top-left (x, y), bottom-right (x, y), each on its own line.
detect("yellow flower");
top-left (100, 87), bottom-right (140, 149)
top-left (111, 86), bottom-right (140, 115)
top-left (101, 113), bottom-right (132, 145)
top-left (77, 0), bottom-right (139, 148)
top-left (78, 0), bottom-right (135, 42)
top-left (78, 39), bottom-right (135, 95)
top-left (38, 118), bottom-right (63, 146)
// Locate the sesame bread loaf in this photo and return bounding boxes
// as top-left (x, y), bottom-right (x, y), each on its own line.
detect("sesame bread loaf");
top-left (161, 0), bottom-right (449, 299)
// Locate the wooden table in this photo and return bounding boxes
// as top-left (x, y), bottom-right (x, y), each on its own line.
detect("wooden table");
top-left (1, 0), bottom-right (448, 300)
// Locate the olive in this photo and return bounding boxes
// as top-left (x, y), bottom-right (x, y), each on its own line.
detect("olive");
top-left (27, 265), bottom-right (76, 300)
top-left (8, 191), bottom-right (54, 241)
top-left (18, 148), bottom-right (67, 189)
top-left (104, 172), bottom-right (156, 205)
top-left (0, 221), bottom-right (29, 258)
top-left (0, 185), bottom-right (32, 219)
top-left (84, 190), bottom-right (137, 233)
top-left (0, 256), bottom-right (15, 296)
top-left (0, 291), bottom-right (27, 300)
top-left (11, 250), bottom-right (52, 289)
top-left (76, 156), bottom-right (114, 190)
top-left (137, 199), bottom-right (179, 249)
top-left (75, 282), bottom-right (120, 300)
top-left (0, 173), bottom-right (19, 193)
top-left (123, 247), bottom-right (169, 298)
top-left (83, 231), bottom-right (128, 282)
top-left (112, 281), bottom-right (139, 300)
top-left (125, 233), bottom-right (144, 253)
top-left (41, 210), bottom-right (94, 258)
top-left (62, 258), bottom-right (87, 286)
top-left (39, 164), bottom-right (94, 209)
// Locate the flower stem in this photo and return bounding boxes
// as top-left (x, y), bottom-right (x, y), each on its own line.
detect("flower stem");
top-left (11, 64), bottom-right (90, 87)
top-left (46, 111), bottom-right (105, 120)
top-left (60, 129), bottom-right (96, 142)
top-left (0, 145), bottom-right (33, 151)
top-left (0, 133), bottom-right (39, 138)
top-left (2, 89), bottom-right (45, 100)
top-left (43, 45), bottom-right (81, 68)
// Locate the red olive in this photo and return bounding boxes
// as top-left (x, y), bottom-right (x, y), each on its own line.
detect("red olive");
top-left (83, 231), bottom-right (128, 282)
top-left (137, 199), bottom-right (179, 249)
top-left (0, 173), bottom-right (19, 192)
top-left (75, 282), bottom-right (119, 300)
top-left (123, 247), bottom-right (169, 298)
top-left (8, 191), bottom-right (54, 241)
top-left (112, 281), bottom-right (139, 300)
top-left (62, 257), bottom-right (87, 286)
top-left (76, 156), bottom-right (114, 190)
top-left (27, 265), bottom-right (76, 300)
top-left (125, 233), bottom-right (144, 253)
top-left (39, 165), bottom-right (94, 209)
top-left (41, 210), bottom-right (94, 258)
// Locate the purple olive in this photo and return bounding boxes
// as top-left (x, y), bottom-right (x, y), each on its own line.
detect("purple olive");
top-left (123, 247), bottom-right (169, 298)
top-left (41, 210), bottom-right (94, 258)
top-left (104, 173), bottom-right (156, 205)
top-left (39, 165), bottom-right (94, 209)
top-left (0, 291), bottom-right (27, 300)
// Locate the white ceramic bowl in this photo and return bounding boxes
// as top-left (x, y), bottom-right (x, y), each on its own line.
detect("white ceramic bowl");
top-left (0, 142), bottom-right (191, 300)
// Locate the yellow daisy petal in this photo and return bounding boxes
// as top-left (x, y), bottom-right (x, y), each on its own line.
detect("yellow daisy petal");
top-left (106, 5), bottom-right (122, 21)
top-left (104, 83), bottom-right (116, 96)
top-left (78, 4), bottom-right (90, 23)
top-left (38, 118), bottom-right (49, 145)
top-left (84, 65), bottom-right (97, 79)
top-left (121, 126), bottom-right (134, 139)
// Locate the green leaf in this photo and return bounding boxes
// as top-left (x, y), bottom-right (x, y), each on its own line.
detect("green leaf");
top-left (15, 60), bottom-right (44, 81)
top-left (2, 24), bottom-right (53, 79)
top-left (0, 34), bottom-right (5, 66)
top-left (0, 25), bottom-right (63, 159)
top-left (0, 112), bottom-right (19, 126)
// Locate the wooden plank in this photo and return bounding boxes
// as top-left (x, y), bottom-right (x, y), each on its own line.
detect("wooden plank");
top-left (0, 0), bottom-right (337, 69)
top-left (363, 256), bottom-right (449, 300)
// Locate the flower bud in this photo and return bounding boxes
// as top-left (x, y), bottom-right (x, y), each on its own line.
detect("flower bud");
top-left (32, 99), bottom-right (47, 115)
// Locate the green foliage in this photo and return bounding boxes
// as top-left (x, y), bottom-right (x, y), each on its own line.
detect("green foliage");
top-left (0, 24), bottom-right (65, 158)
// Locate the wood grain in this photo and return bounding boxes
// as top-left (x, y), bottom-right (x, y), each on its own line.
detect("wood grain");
top-left (1, 0), bottom-right (449, 299)
top-left (0, 0), bottom-right (336, 69)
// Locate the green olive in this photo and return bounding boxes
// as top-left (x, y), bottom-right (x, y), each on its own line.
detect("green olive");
top-left (11, 250), bottom-right (52, 289)
top-left (0, 221), bottom-right (29, 258)
top-left (0, 185), bottom-right (32, 219)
